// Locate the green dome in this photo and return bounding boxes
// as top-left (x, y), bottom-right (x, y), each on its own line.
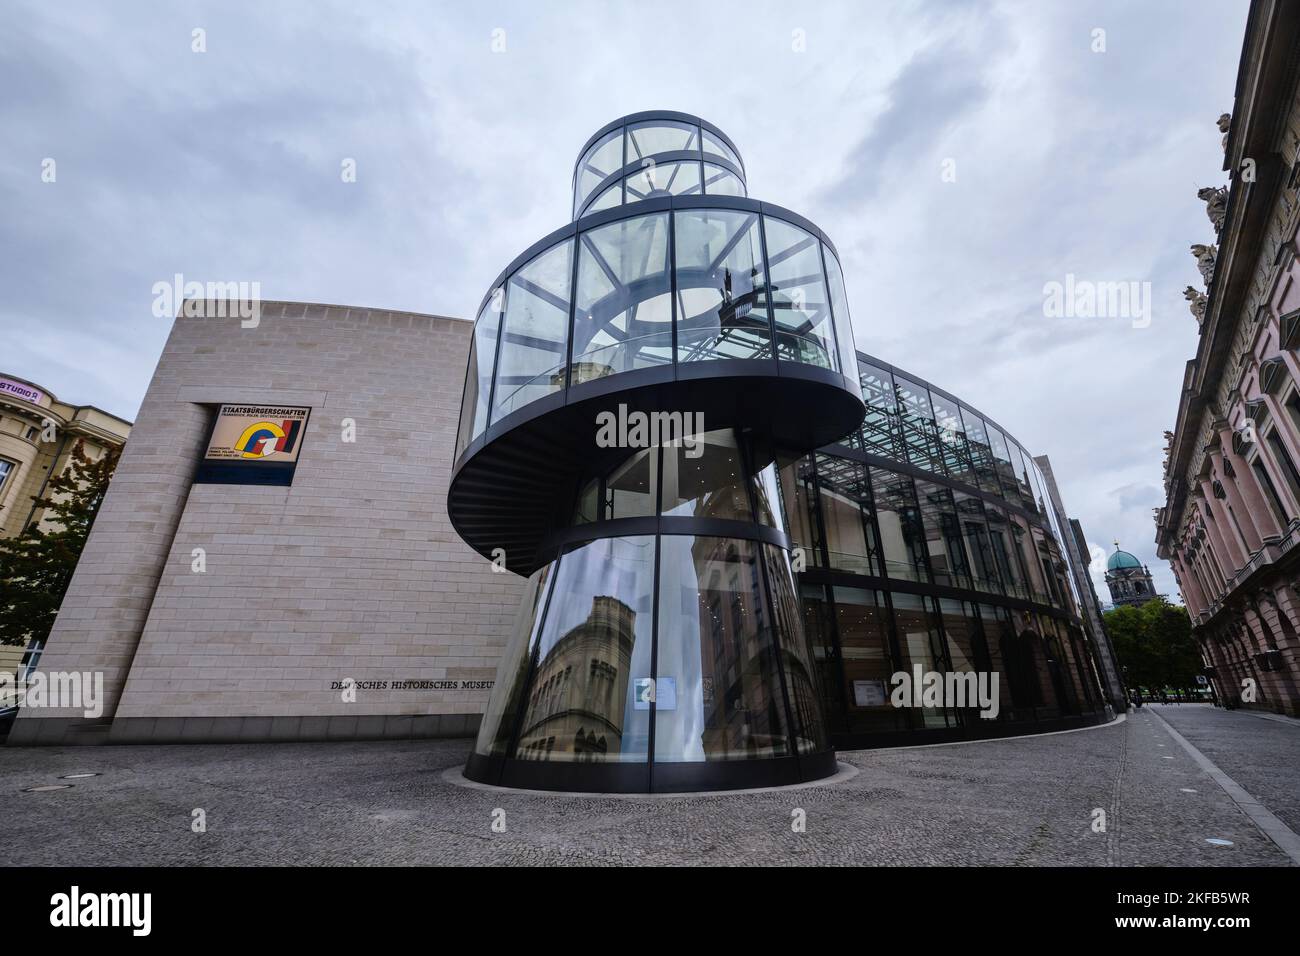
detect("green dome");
top-left (1107, 549), bottom-right (1143, 571)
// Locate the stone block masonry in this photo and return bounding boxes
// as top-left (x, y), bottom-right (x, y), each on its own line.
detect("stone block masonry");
top-left (9, 302), bottom-right (525, 745)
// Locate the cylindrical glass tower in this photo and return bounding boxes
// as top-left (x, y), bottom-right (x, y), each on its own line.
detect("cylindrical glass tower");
top-left (449, 111), bottom-right (865, 792)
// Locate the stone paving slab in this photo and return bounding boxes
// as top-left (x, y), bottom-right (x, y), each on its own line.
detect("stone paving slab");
top-left (0, 711), bottom-right (1292, 866)
top-left (1143, 703), bottom-right (1300, 836)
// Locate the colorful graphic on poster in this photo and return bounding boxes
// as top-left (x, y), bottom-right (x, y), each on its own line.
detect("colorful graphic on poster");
top-left (205, 405), bottom-right (310, 463)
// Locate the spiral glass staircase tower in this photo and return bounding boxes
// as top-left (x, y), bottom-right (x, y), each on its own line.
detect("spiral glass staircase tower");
top-left (450, 111), bottom-right (865, 791)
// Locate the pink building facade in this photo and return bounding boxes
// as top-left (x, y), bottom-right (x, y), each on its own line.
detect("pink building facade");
top-left (1155, 0), bottom-right (1300, 716)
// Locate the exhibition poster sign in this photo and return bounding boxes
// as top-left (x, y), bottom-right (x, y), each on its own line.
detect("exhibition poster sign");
top-left (205, 405), bottom-right (309, 464)
top-left (195, 404), bottom-right (311, 486)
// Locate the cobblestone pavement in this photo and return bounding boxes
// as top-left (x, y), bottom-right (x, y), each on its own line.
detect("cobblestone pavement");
top-left (1, 707), bottom-right (1295, 866)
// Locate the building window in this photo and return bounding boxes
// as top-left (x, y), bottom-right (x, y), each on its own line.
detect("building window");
top-left (1225, 504), bottom-right (1252, 554)
top-left (914, 479), bottom-right (965, 588)
top-left (673, 209), bottom-right (767, 363)
top-left (857, 361), bottom-right (901, 459)
top-left (892, 374), bottom-right (943, 473)
top-left (0, 458), bottom-right (15, 497)
top-left (1286, 390), bottom-right (1300, 439)
top-left (491, 239), bottom-right (574, 421)
top-left (869, 466), bottom-right (929, 583)
top-left (764, 217), bottom-right (838, 371)
top-left (814, 453), bottom-right (879, 577)
top-left (1251, 458), bottom-right (1292, 525)
top-left (18, 637), bottom-right (46, 682)
top-left (1265, 429), bottom-right (1300, 509)
top-left (24, 425), bottom-right (39, 441)
top-left (575, 213), bottom-right (673, 376)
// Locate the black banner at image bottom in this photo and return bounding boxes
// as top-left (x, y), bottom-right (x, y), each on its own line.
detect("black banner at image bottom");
top-left (4, 866), bottom-right (1290, 940)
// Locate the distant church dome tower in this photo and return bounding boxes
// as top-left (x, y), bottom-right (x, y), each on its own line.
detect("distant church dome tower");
top-left (1104, 542), bottom-right (1158, 607)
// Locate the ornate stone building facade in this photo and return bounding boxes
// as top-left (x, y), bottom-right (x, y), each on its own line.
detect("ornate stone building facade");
top-left (1155, 0), bottom-right (1300, 716)
top-left (0, 374), bottom-right (131, 681)
top-left (1104, 545), bottom-right (1159, 609)
top-left (0, 374), bottom-right (131, 540)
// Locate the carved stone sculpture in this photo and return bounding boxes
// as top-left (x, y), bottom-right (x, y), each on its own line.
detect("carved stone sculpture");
top-left (1198, 185), bottom-right (1228, 233)
top-left (1184, 286), bottom-right (1207, 327)
top-left (1217, 112), bottom-right (1231, 151)
top-left (1191, 243), bottom-right (1217, 286)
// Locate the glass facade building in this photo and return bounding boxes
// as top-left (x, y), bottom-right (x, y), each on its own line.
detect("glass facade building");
top-left (449, 112), bottom-right (1111, 793)
top-left (790, 354), bottom-right (1112, 743)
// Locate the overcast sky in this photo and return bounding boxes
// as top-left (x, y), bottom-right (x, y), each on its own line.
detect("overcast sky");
top-left (0, 0), bottom-right (1249, 601)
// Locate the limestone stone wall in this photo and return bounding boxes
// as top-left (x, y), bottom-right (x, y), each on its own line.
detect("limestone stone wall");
top-left (10, 301), bottom-right (525, 744)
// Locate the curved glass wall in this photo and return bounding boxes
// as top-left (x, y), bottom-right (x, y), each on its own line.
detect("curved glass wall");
top-left (703, 163), bottom-right (745, 197)
top-left (765, 217), bottom-right (838, 370)
top-left (796, 351), bottom-right (1095, 613)
top-left (453, 200), bottom-right (860, 455)
top-left (474, 531), bottom-right (827, 768)
top-left (469, 427), bottom-right (830, 788)
top-left (513, 535), bottom-right (655, 763)
top-left (573, 213), bottom-right (672, 382)
top-left (787, 349), bottom-right (1112, 743)
top-left (455, 300), bottom-right (502, 460)
top-left (573, 129), bottom-right (622, 217)
top-left (572, 114), bottom-right (747, 220)
top-left (655, 535), bottom-right (791, 762)
top-left (624, 159), bottom-right (702, 203)
top-left (675, 208), bottom-right (769, 362)
top-left (491, 240), bottom-right (573, 422)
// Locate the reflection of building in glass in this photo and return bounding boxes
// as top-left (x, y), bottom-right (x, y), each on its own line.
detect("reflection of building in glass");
top-left (516, 596), bottom-right (635, 761)
top-left (688, 535), bottom-right (785, 759)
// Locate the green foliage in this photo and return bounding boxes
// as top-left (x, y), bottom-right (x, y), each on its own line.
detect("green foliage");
top-left (0, 440), bottom-right (119, 647)
top-left (1103, 597), bottom-right (1200, 692)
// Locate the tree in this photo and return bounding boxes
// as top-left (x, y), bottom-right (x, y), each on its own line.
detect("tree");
top-left (0, 440), bottom-right (120, 647)
top-left (1103, 597), bottom-right (1200, 693)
